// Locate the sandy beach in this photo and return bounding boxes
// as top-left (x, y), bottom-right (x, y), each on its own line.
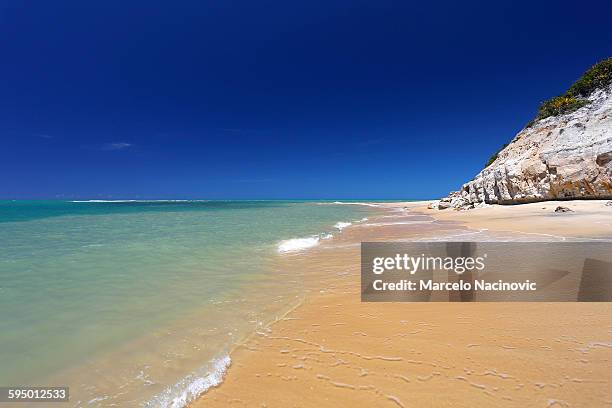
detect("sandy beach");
top-left (191, 200), bottom-right (612, 407)
top-left (408, 200), bottom-right (612, 239)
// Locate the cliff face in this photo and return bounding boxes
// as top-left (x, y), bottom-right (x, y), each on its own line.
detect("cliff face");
top-left (435, 86), bottom-right (612, 210)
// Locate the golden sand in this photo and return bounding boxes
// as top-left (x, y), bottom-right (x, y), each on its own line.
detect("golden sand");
top-left (408, 199), bottom-right (612, 239)
top-left (191, 200), bottom-right (612, 407)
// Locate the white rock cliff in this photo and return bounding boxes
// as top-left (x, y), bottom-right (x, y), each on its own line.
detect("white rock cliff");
top-left (435, 86), bottom-right (612, 209)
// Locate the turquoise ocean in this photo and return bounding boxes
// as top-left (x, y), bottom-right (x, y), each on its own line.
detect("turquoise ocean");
top-left (0, 200), bottom-right (375, 407)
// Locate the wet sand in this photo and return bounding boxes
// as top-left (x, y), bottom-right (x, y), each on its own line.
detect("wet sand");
top-left (191, 200), bottom-right (612, 407)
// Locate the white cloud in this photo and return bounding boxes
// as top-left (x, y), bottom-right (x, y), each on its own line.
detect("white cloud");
top-left (102, 142), bottom-right (133, 151)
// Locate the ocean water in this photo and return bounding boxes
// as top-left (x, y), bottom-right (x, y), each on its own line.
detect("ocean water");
top-left (0, 200), bottom-right (375, 407)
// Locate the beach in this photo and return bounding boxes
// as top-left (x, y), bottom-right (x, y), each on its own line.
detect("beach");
top-left (192, 200), bottom-right (612, 407)
top-left (3, 3), bottom-right (611, 407)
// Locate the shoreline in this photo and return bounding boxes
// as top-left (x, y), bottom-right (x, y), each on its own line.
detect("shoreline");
top-left (190, 199), bottom-right (612, 407)
top-left (1, 201), bottom-right (379, 408)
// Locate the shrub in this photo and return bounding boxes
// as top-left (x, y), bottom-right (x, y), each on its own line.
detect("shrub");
top-left (567, 57), bottom-right (612, 97)
top-left (533, 57), bottom-right (612, 122)
top-left (536, 95), bottom-right (588, 120)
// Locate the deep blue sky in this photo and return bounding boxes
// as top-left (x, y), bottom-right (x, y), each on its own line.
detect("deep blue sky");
top-left (1, 0), bottom-right (611, 199)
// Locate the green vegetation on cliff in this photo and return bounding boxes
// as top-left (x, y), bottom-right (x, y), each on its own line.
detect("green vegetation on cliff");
top-left (485, 57), bottom-right (611, 169)
top-left (534, 57), bottom-right (612, 122)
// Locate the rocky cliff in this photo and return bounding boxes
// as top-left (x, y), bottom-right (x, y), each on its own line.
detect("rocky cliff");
top-left (434, 77), bottom-right (612, 210)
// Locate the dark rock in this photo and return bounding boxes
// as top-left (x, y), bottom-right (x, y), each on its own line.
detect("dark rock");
top-left (596, 151), bottom-right (612, 166)
top-left (554, 206), bottom-right (574, 213)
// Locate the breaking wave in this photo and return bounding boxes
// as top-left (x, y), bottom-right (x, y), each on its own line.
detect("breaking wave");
top-left (277, 236), bottom-right (320, 253)
top-left (145, 355), bottom-right (231, 408)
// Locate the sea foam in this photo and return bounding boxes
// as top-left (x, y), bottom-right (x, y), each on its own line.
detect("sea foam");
top-left (71, 199), bottom-right (209, 203)
top-left (145, 355), bottom-right (231, 408)
top-left (277, 237), bottom-right (320, 253)
top-left (328, 201), bottom-right (382, 208)
top-left (333, 221), bottom-right (352, 230)
top-left (279, 215), bottom-right (373, 252)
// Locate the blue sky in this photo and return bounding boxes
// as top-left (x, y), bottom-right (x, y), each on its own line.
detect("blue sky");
top-left (1, 0), bottom-right (611, 199)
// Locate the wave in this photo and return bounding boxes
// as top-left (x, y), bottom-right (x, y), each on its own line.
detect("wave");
top-left (145, 355), bottom-right (231, 408)
top-left (277, 236), bottom-right (320, 253)
top-left (322, 201), bottom-right (382, 208)
top-left (333, 221), bottom-right (352, 230)
top-left (334, 215), bottom-right (372, 231)
top-left (278, 216), bottom-right (374, 253)
top-left (356, 220), bottom-right (435, 227)
top-left (76, 199), bottom-right (212, 203)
